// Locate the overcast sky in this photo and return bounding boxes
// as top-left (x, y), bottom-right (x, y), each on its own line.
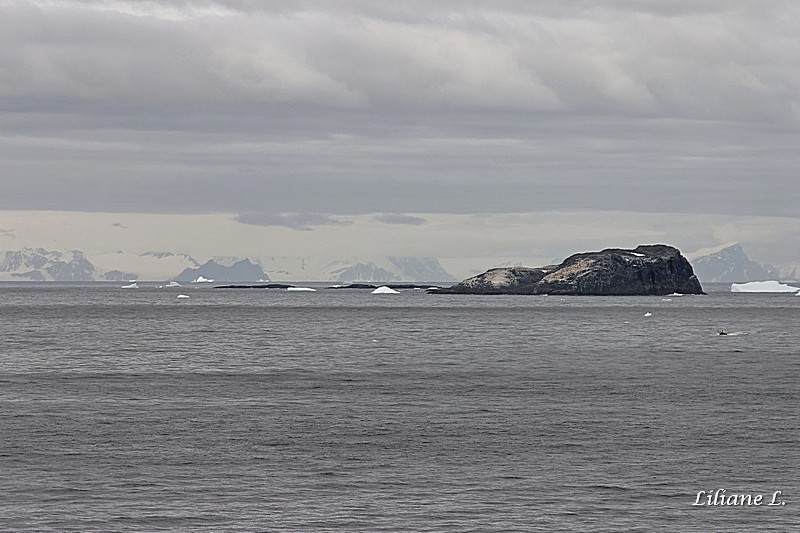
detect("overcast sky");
top-left (1, 0), bottom-right (799, 269)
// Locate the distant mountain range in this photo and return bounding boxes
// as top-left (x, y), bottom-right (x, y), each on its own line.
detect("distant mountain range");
top-left (0, 248), bottom-right (96, 281)
top-left (175, 259), bottom-right (269, 283)
top-left (8, 243), bottom-right (800, 283)
top-left (258, 256), bottom-right (457, 282)
top-left (0, 247), bottom-right (457, 282)
top-left (687, 243), bottom-right (797, 282)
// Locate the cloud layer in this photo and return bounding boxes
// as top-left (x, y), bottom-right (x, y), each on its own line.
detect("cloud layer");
top-left (1, 0), bottom-right (798, 227)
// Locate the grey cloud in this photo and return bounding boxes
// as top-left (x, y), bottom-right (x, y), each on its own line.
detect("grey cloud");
top-left (374, 214), bottom-right (428, 226)
top-left (1, 118), bottom-right (798, 218)
top-left (5, 1), bottom-right (797, 117)
top-left (0, 0), bottom-right (798, 222)
top-left (235, 212), bottom-right (354, 231)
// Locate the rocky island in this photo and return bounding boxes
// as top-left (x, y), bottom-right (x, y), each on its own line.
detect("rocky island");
top-left (431, 245), bottom-right (704, 296)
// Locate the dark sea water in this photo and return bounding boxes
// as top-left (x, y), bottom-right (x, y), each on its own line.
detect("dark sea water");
top-left (0, 282), bottom-right (797, 532)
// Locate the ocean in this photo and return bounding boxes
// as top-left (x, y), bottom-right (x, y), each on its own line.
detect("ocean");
top-left (0, 283), bottom-right (797, 532)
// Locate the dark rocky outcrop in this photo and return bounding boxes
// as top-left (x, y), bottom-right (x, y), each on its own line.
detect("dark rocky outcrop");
top-left (328, 283), bottom-right (441, 290)
top-left (214, 283), bottom-right (294, 289)
top-left (430, 266), bottom-right (553, 295)
top-left (432, 245), bottom-right (704, 296)
top-left (328, 283), bottom-right (379, 289)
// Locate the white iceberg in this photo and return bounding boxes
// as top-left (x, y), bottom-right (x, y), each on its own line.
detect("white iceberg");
top-left (166, 281), bottom-right (181, 287)
top-left (177, 294), bottom-right (190, 299)
top-left (730, 281), bottom-right (800, 293)
top-left (287, 287), bottom-right (316, 292)
top-left (371, 286), bottom-right (400, 294)
top-left (121, 283), bottom-right (138, 289)
top-left (192, 276), bottom-right (214, 283)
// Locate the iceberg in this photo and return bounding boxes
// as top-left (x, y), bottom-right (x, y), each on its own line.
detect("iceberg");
top-left (730, 281), bottom-right (800, 293)
top-left (121, 283), bottom-right (138, 289)
top-left (166, 281), bottom-right (181, 287)
top-left (192, 276), bottom-right (214, 283)
top-left (177, 294), bottom-right (190, 299)
top-left (287, 287), bottom-right (316, 292)
top-left (371, 286), bottom-right (400, 294)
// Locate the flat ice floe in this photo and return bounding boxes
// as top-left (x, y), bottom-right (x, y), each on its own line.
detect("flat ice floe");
top-left (287, 287), bottom-right (316, 292)
top-left (121, 283), bottom-right (138, 289)
top-left (371, 286), bottom-right (400, 294)
top-left (177, 294), bottom-right (190, 299)
top-left (730, 281), bottom-right (800, 293)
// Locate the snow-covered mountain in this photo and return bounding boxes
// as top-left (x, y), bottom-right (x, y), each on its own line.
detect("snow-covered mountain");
top-left (687, 243), bottom-right (779, 282)
top-left (385, 256), bottom-right (456, 282)
top-left (0, 248), bottom-right (456, 282)
top-left (0, 248), bottom-right (96, 281)
top-left (174, 259), bottom-right (269, 282)
top-left (773, 263), bottom-right (800, 281)
top-left (258, 256), bottom-right (456, 282)
top-left (0, 248), bottom-right (201, 281)
top-left (91, 251), bottom-right (200, 281)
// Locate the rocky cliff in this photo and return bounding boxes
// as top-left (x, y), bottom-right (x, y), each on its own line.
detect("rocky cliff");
top-left (432, 245), bottom-right (704, 296)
